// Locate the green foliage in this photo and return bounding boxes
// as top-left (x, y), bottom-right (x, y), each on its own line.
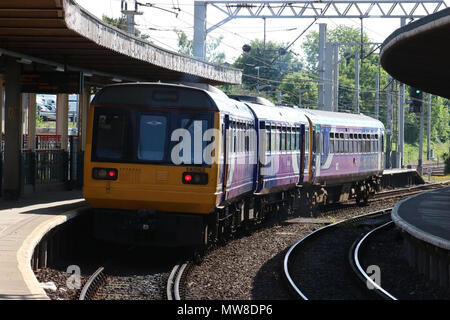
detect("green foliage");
top-left (174, 29), bottom-right (225, 65)
top-left (279, 72), bottom-right (317, 108)
top-left (301, 25), bottom-right (389, 115)
top-left (444, 150), bottom-right (450, 174)
top-left (102, 14), bottom-right (148, 39)
top-left (232, 39), bottom-right (303, 97)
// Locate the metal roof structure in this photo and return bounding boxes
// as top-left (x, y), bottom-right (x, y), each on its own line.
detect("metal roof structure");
top-left (381, 7), bottom-right (450, 99)
top-left (0, 0), bottom-right (242, 86)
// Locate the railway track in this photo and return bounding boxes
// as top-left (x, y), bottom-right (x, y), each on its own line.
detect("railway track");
top-left (78, 248), bottom-right (191, 300)
top-left (167, 261), bottom-right (191, 300)
top-left (79, 267), bottom-right (107, 300)
top-left (350, 220), bottom-right (396, 300)
top-left (284, 208), bottom-right (396, 300)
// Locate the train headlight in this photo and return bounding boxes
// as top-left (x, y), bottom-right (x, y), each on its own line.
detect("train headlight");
top-left (92, 168), bottom-right (118, 180)
top-left (182, 172), bottom-right (208, 185)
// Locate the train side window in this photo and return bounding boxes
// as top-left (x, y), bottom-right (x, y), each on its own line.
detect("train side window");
top-left (231, 122), bottom-right (236, 153)
top-left (349, 136), bottom-right (353, 153)
top-left (305, 129), bottom-right (309, 152)
top-left (314, 131), bottom-right (321, 154)
top-left (330, 132), bottom-right (334, 153)
top-left (281, 127), bottom-right (286, 151)
top-left (334, 137), bottom-right (339, 154)
top-left (245, 124), bottom-right (249, 152)
top-left (286, 128), bottom-right (291, 151)
top-left (271, 126), bottom-right (276, 152)
top-left (293, 128), bottom-right (297, 151)
top-left (344, 134), bottom-right (349, 153)
top-left (238, 123), bottom-right (242, 153)
top-left (275, 127), bottom-right (280, 151)
top-left (266, 126), bottom-right (271, 152)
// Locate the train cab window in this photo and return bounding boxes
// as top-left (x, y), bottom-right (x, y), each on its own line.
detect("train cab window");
top-left (138, 114), bottom-right (168, 161)
top-left (94, 111), bottom-right (130, 160)
top-left (180, 118), bottom-right (210, 162)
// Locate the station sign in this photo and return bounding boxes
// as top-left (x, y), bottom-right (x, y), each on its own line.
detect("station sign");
top-left (20, 72), bottom-right (83, 94)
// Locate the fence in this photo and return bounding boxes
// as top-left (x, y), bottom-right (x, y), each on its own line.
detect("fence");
top-left (0, 134), bottom-right (83, 194)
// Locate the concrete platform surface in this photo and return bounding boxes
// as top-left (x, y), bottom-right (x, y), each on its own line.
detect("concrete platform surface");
top-left (392, 186), bottom-right (450, 250)
top-left (0, 190), bottom-right (86, 300)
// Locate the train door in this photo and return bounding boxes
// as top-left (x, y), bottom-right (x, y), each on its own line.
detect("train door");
top-left (379, 130), bottom-right (384, 170)
top-left (220, 115), bottom-right (229, 202)
top-left (256, 120), bottom-right (266, 191)
top-left (299, 124), bottom-right (305, 183)
top-left (313, 127), bottom-right (322, 178)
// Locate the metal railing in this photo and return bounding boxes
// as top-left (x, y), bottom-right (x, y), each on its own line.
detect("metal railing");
top-left (0, 134), bottom-right (83, 195)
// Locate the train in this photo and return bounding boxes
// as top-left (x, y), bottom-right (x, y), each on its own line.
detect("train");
top-left (83, 82), bottom-right (385, 250)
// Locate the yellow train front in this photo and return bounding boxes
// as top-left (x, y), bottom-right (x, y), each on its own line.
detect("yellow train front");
top-left (83, 83), bottom-right (222, 246)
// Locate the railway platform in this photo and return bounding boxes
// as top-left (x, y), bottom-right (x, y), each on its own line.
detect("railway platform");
top-left (382, 168), bottom-right (424, 188)
top-left (392, 186), bottom-right (450, 289)
top-left (0, 190), bottom-right (86, 300)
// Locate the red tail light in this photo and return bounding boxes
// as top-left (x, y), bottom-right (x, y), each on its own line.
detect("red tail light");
top-left (182, 172), bottom-right (208, 185)
top-left (92, 168), bottom-right (118, 180)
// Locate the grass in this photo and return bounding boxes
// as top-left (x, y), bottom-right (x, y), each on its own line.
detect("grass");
top-left (403, 139), bottom-right (450, 166)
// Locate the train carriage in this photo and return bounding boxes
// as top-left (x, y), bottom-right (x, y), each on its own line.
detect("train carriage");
top-left (83, 82), bottom-right (385, 249)
top-left (300, 109), bottom-right (385, 204)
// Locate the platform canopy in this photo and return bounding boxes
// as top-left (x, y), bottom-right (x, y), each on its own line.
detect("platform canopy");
top-left (381, 7), bottom-right (450, 99)
top-left (0, 0), bottom-right (242, 86)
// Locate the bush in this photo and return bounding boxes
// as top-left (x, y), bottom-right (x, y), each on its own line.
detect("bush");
top-left (444, 149), bottom-right (450, 175)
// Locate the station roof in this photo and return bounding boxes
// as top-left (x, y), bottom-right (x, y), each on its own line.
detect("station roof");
top-left (380, 7), bottom-right (450, 99)
top-left (0, 0), bottom-right (242, 86)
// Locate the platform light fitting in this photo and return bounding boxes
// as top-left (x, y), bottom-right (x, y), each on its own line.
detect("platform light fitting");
top-left (112, 78), bottom-right (122, 82)
top-left (55, 66), bottom-right (65, 72)
top-left (17, 58), bottom-right (32, 65)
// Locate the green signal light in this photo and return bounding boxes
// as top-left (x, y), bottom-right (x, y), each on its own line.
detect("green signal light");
top-left (416, 90), bottom-right (421, 94)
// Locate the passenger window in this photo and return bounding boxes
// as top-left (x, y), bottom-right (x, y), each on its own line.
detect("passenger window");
top-left (305, 129), bottom-right (309, 152)
top-left (276, 127), bottom-right (280, 151)
top-left (266, 126), bottom-right (271, 152)
top-left (281, 127), bottom-right (286, 151)
top-left (291, 128), bottom-right (296, 150)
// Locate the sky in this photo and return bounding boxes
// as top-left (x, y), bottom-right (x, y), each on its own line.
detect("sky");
top-left (76, 0), bottom-right (449, 64)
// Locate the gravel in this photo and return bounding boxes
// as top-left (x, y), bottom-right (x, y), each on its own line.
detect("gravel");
top-left (360, 225), bottom-right (450, 300)
top-left (183, 194), bottom-right (433, 300)
top-left (35, 191), bottom-right (445, 300)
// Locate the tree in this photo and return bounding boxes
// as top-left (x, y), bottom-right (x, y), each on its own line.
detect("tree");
top-left (174, 29), bottom-right (226, 65)
top-left (232, 39), bottom-right (303, 96)
top-left (279, 72), bottom-right (317, 108)
top-left (300, 25), bottom-right (388, 116)
top-left (102, 14), bottom-right (149, 39)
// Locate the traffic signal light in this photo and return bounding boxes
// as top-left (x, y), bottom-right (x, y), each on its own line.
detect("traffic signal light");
top-left (409, 87), bottom-right (423, 113)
